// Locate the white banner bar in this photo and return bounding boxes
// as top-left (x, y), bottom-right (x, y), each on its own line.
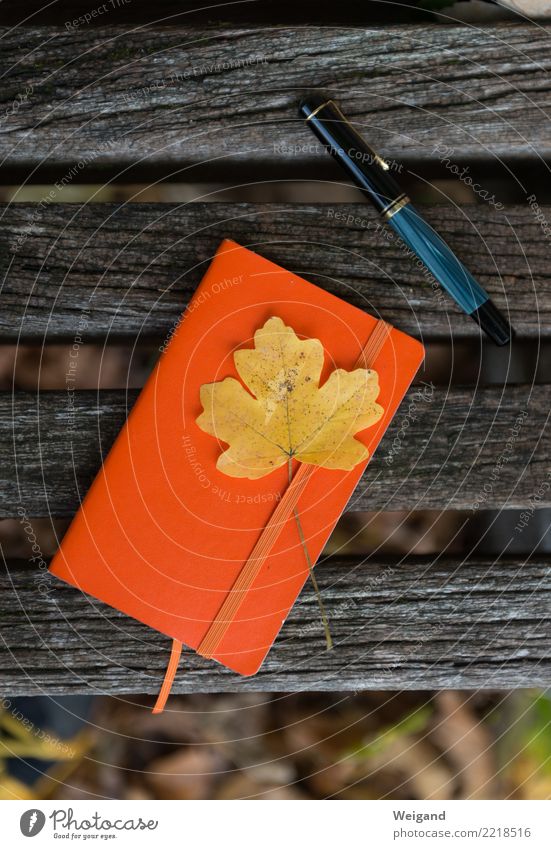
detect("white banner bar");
top-left (3, 799), bottom-right (550, 848)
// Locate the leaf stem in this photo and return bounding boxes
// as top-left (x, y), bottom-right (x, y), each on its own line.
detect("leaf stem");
top-left (288, 457), bottom-right (333, 651)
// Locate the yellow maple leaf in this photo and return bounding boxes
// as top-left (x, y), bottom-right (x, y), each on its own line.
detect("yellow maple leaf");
top-left (196, 316), bottom-right (384, 480)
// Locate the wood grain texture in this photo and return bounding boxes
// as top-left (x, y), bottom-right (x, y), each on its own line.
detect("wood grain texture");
top-left (0, 203), bottom-right (547, 341)
top-left (0, 25), bottom-right (550, 177)
top-left (1, 385), bottom-right (548, 517)
top-left (2, 555), bottom-right (550, 694)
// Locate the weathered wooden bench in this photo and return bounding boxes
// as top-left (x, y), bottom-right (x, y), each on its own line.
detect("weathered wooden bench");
top-left (1, 17), bottom-right (550, 697)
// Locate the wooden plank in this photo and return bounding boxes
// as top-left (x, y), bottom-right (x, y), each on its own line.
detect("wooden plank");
top-left (2, 555), bottom-right (550, 694)
top-left (0, 203), bottom-right (547, 341)
top-left (1, 385), bottom-right (548, 517)
top-left (0, 25), bottom-right (550, 178)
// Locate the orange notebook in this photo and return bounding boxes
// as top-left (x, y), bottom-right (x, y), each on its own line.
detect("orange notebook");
top-left (50, 239), bottom-right (424, 680)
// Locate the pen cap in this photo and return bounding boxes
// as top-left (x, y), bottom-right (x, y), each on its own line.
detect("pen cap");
top-left (299, 95), bottom-right (405, 214)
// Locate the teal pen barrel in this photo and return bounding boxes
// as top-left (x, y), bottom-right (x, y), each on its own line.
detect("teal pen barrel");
top-left (387, 202), bottom-right (487, 314)
top-left (387, 203), bottom-right (511, 345)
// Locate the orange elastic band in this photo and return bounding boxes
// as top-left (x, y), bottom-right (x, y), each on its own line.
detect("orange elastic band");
top-left (198, 462), bottom-right (315, 658)
top-left (197, 318), bottom-right (392, 659)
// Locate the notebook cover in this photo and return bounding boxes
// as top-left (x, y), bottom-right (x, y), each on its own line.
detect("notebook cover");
top-left (49, 239), bottom-right (424, 675)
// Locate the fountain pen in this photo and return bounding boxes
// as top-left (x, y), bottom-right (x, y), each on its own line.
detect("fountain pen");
top-left (299, 95), bottom-right (512, 345)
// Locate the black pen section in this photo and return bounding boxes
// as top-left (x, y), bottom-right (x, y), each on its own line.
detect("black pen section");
top-left (299, 95), bottom-right (405, 214)
top-left (471, 299), bottom-right (512, 346)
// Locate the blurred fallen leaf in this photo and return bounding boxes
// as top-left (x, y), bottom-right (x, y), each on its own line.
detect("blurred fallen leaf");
top-left (0, 771), bottom-right (35, 800)
top-left (214, 772), bottom-right (304, 800)
top-left (432, 691), bottom-right (498, 799)
top-left (0, 707), bottom-right (91, 800)
top-left (499, 692), bottom-right (551, 800)
top-left (369, 737), bottom-right (455, 800)
top-left (351, 705), bottom-right (433, 761)
top-left (145, 747), bottom-right (227, 800)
